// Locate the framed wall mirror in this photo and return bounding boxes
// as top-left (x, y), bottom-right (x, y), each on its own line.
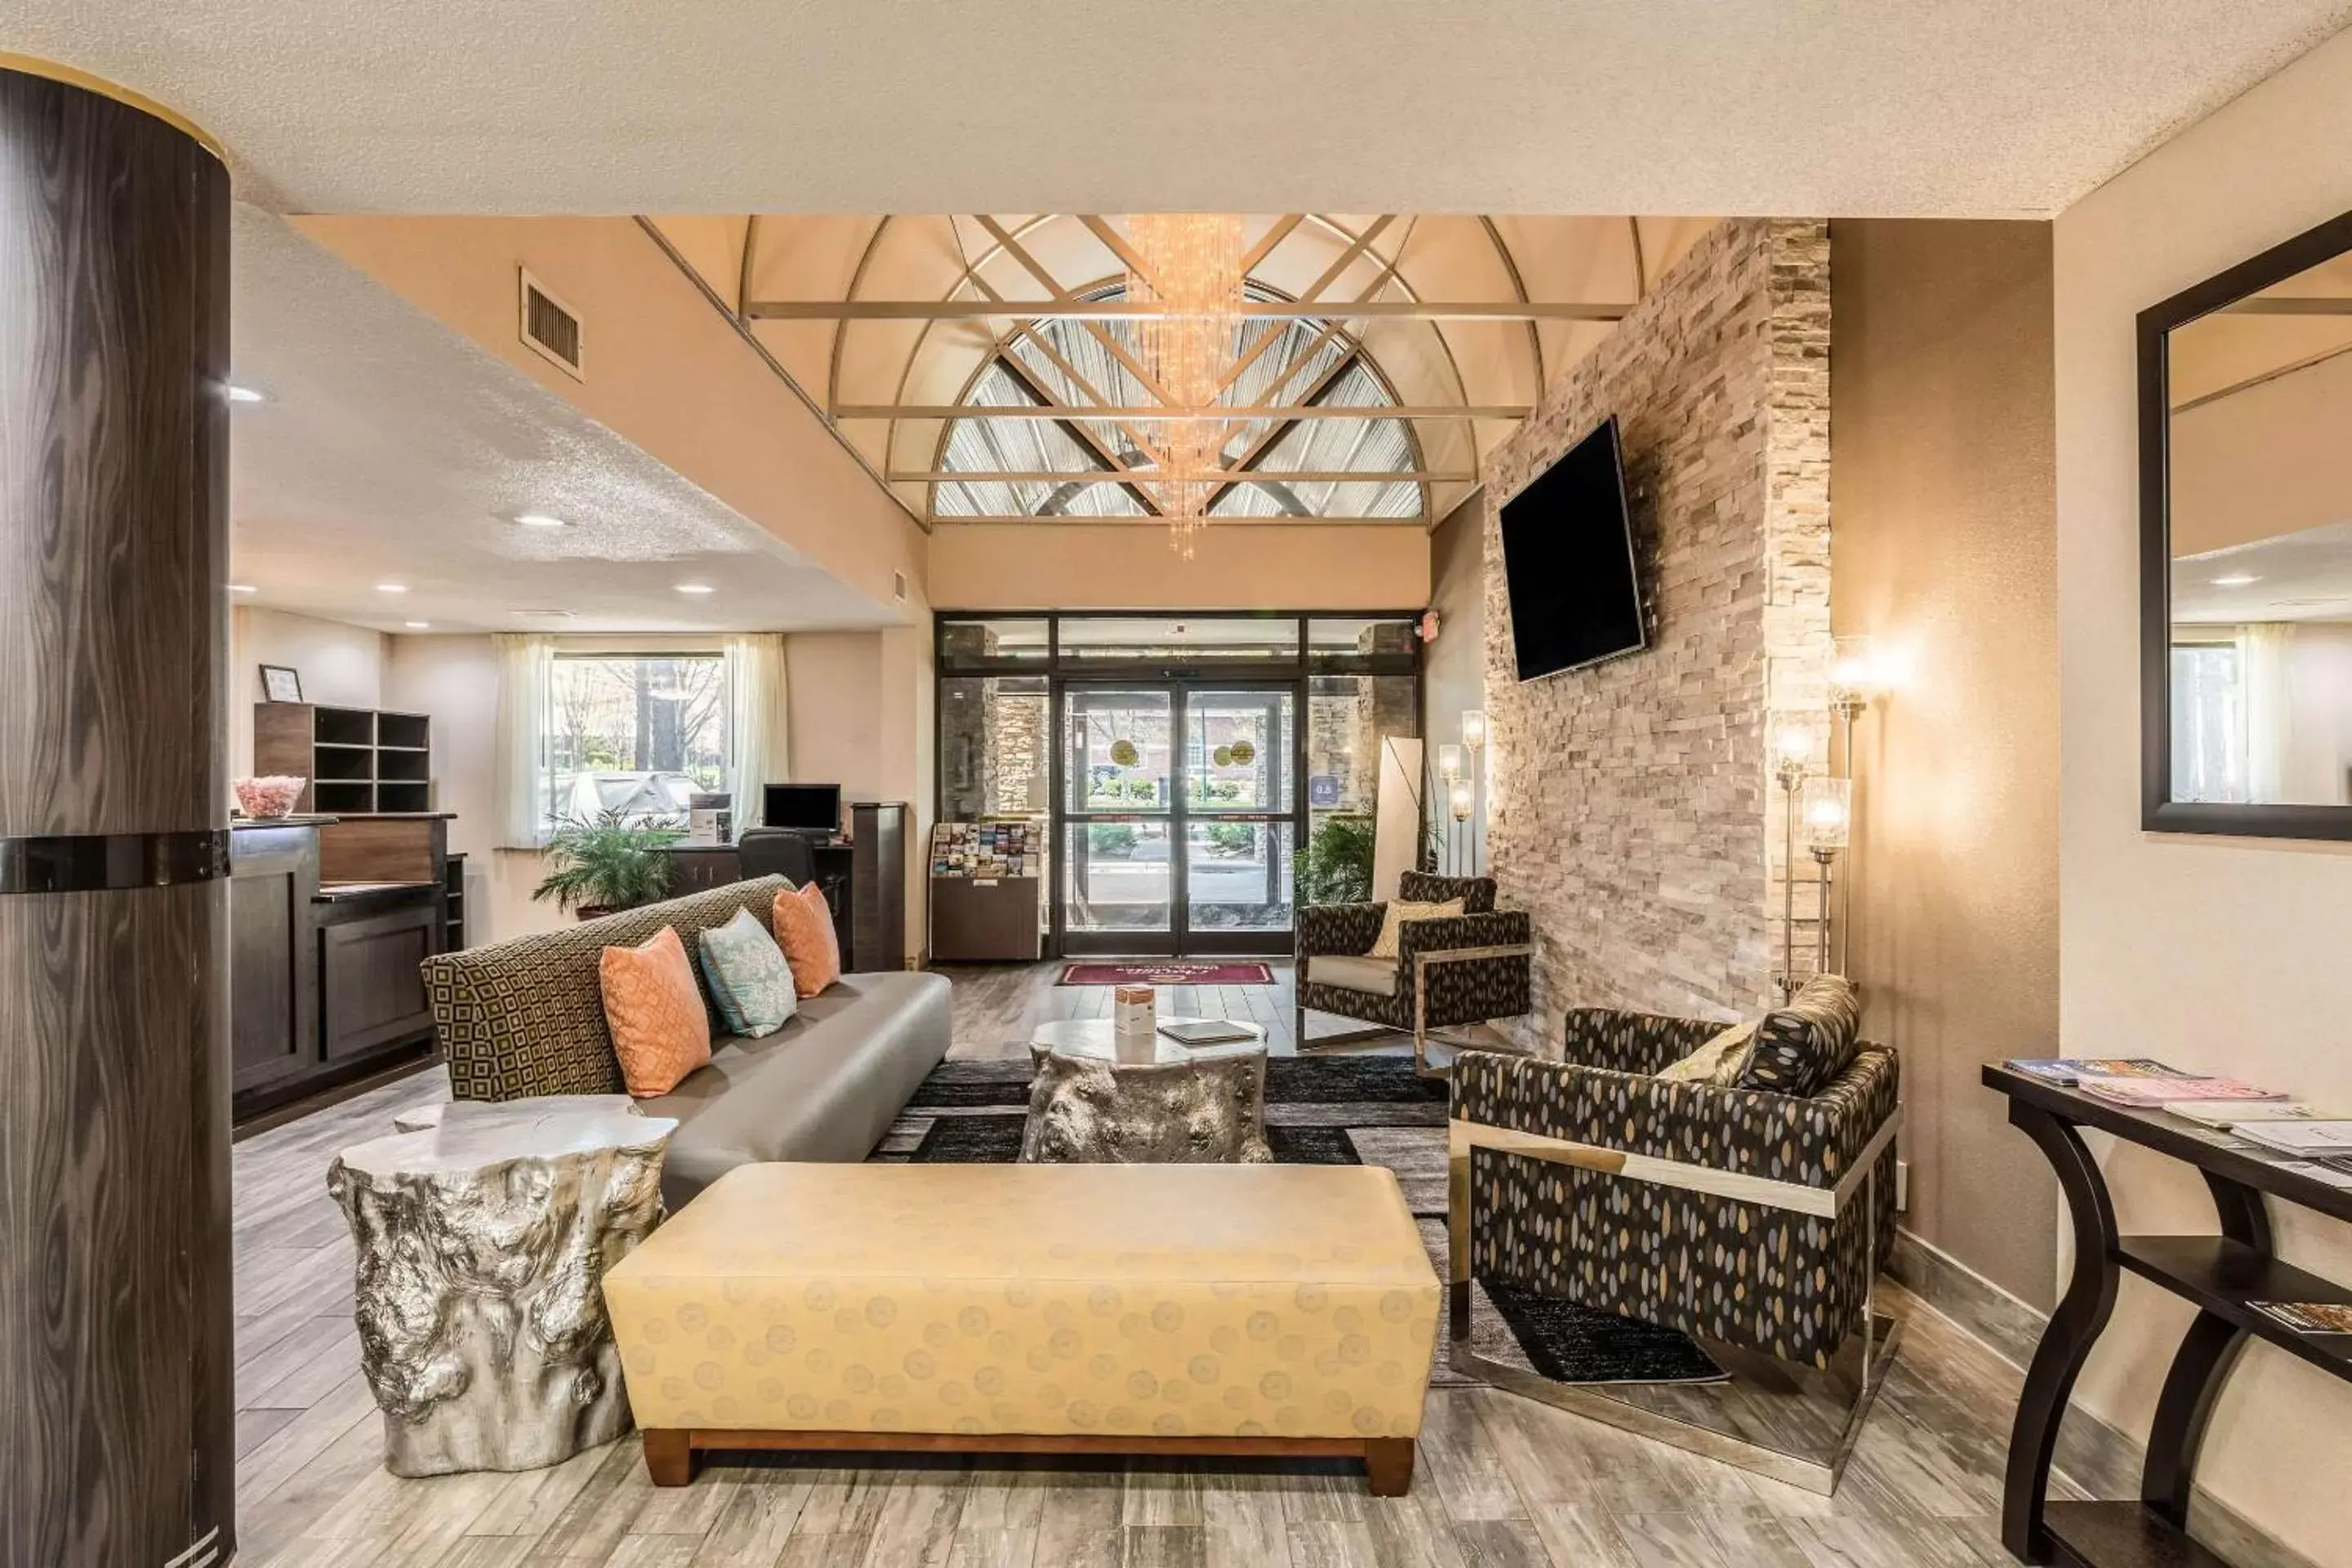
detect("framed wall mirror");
top-left (2141, 207), bottom-right (2352, 839)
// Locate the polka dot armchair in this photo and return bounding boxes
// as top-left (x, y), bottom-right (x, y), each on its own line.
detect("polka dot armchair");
top-left (1450, 1007), bottom-right (1901, 1370)
top-left (1294, 872), bottom-right (1533, 1075)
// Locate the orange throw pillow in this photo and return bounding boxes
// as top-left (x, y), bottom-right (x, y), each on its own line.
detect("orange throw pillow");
top-left (599, 926), bottom-right (712, 1097)
top-left (771, 882), bottom-right (842, 997)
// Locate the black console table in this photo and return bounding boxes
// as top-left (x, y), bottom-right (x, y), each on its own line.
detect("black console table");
top-left (1984, 1065), bottom-right (2352, 1567)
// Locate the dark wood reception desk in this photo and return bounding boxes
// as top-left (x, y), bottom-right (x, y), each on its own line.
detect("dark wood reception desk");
top-left (231, 813), bottom-right (457, 1126)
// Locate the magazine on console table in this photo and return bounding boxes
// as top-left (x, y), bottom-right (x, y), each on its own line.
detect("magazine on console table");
top-left (2078, 1076), bottom-right (2288, 1108)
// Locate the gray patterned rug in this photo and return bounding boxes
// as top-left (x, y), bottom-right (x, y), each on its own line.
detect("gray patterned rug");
top-left (873, 1055), bottom-right (1725, 1389)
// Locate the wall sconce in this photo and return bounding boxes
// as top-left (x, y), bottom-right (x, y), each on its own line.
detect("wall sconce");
top-left (1448, 778), bottom-right (1474, 822)
top-left (1460, 709), bottom-right (1487, 752)
top-left (1437, 743), bottom-right (1465, 784)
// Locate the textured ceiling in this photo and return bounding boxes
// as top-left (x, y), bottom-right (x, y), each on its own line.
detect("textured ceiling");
top-left (229, 205), bottom-right (891, 635)
top-left (13, 2), bottom-right (2350, 217)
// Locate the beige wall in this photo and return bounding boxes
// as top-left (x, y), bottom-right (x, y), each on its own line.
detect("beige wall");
top-left (1423, 493), bottom-right (1490, 869)
top-left (380, 633), bottom-right (565, 948)
top-left (2055, 27), bottom-right (2352, 1564)
top-left (2170, 345), bottom-right (2352, 557)
top-left (785, 633), bottom-right (888, 803)
top-left (929, 523), bottom-right (1429, 611)
top-left (229, 606), bottom-right (387, 788)
top-left (292, 215), bottom-right (926, 621)
top-left (1829, 220), bottom-right (2061, 1311)
top-left (783, 627), bottom-right (931, 959)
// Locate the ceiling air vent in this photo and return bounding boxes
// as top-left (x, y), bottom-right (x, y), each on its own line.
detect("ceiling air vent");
top-left (893, 571), bottom-right (909, 604)
top-left (518, 269), bottom-right (583, 380)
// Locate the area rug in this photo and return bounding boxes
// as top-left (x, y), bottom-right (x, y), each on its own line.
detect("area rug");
top-left (874, 1054), bottom-right (1726, 1390)
top-left (1058, 960), bottom-right (1276, 987)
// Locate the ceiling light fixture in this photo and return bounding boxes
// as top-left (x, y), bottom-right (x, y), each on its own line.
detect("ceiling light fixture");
top-left (675, 582), bottom-right (715, 595)
top-left (2211, 573), bottom-right (2259, 586)
top-left (514, 513), bottom-right (569, 528)
top-left (228, 583), bottom-right (258, 595)
top-left (1127, 214), bottom-right (1245, 560)
top-left (376, 581), bottom-right (408, 594)
top-left (404, 620), bottom-right (430, 630)
top-left (224, 384), bottom-right (267, 403)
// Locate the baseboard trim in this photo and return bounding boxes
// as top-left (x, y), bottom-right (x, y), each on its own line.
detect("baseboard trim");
top-left (1890, 1227), bottom-right (2320, 1568)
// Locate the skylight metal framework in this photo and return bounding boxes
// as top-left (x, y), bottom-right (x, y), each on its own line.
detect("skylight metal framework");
top-left (729, 213), bottom-right (1661, 528)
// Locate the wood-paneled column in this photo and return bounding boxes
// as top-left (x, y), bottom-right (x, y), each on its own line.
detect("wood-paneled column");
top-left (0, 60), bottom-right (234, 1568)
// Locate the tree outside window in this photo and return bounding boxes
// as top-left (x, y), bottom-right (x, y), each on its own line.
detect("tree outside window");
top-left (549, 654), bottom-right (730, 826)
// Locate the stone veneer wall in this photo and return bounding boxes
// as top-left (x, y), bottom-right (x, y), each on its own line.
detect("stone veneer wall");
top-left (1481, 219), bottom-right (1832, 1044)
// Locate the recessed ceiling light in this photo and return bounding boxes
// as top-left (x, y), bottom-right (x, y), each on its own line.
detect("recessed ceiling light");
top-left (514, 513), bottom-right (569, 528)
top-left (224, 384), bottom-right (267, 403)
top-left (376, 581), bottom-right (408, 594)
top-left (675, 582), bottom-right (715, 595)
top-left (228, 583), bottom-right (258, 595)
top-left (404, 620), bottom-right (430, 630)
top-left (2212, 573), bottom-right (2260, 586)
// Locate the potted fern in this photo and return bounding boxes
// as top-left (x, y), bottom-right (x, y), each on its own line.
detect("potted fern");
top-left (532, 808), bottom-right (683, 919)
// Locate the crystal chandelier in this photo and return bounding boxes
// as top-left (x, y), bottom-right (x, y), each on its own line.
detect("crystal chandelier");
top-left (1126, 215), bottom-right (1244, 558)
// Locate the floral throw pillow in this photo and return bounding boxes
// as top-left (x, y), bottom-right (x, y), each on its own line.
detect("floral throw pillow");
top-left (697, 906), bottom-right (798, 1038)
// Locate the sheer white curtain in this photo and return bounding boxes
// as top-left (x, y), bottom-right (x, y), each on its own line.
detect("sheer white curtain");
top-left (492, 633), bottom-right (555, 848)
top-left (725, 633), bottom-right (791, 829)
top-left (2243, 622), bottom-right (2294, 804)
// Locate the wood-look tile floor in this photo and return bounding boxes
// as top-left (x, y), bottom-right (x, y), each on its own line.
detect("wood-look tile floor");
top-left (232, 960), bottom-right (2077, 1566)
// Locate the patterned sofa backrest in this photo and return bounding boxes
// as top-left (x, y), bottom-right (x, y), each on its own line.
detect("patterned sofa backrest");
top-left (424, 875), bottom-right (793, 1102)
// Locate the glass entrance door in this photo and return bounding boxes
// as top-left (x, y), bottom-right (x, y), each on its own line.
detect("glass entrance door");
top-left (1180, 688), bottom-right (1295, 951)
top-left (1062, 688), bottom-right (1176, 953)
top-left (1058, 684), bottom-right (1296, 956)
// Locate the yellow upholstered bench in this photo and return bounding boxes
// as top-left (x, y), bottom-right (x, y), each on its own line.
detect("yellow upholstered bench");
top-left (602, 1161), bottom-right (1441, 1494)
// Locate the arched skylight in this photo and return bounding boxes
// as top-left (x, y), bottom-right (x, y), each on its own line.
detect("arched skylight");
top-left (932, 281), bottom-right (1426, 522)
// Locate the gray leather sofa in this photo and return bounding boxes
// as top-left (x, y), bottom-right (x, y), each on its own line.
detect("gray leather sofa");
top-left (421, 876), bottom-right (951, 1207)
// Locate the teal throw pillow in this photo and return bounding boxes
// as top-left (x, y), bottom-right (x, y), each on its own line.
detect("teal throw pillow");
top-left (697, 906), bottom-right (798, 1037)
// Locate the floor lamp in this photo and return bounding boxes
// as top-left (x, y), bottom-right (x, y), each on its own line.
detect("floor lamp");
top-left (1826, 636), bottom-right (1883, 977)
top-left (1461, 709), bottom-right (1487, 873)
top-left (1771, 715), bottom-right (1823, 1000)
top-left (1437, 744), bottom-right (1465, 874)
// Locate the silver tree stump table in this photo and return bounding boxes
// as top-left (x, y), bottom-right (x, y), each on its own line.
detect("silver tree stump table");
top-left (327, 1109), bottom-right (675, 1476)
top-left (1022, 1018), bottom-right (1272, 1163)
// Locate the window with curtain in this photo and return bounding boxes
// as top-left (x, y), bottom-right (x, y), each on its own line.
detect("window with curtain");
top-left (547, 653), bottom-right (732, 826)
top-left (2171, 639), bottom-right (2247, 803)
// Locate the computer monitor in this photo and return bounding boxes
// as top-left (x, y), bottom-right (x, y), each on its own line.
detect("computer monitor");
top-left (763, 783), bottom-right (841, 835)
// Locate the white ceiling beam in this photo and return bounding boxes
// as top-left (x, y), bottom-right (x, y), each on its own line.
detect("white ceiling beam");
top-left (844, 404), bottom-right (1527, 420)
top-left (892, 469), bottom-right (1477, 483)
top-left (931, 514), bottom-right (1431, 527)
top-left (750, 300), bottom-right (1628, 322)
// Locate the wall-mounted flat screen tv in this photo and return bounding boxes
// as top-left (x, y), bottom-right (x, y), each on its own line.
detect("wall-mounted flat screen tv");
top-left (1498, 414), bottom-right (1646, 681)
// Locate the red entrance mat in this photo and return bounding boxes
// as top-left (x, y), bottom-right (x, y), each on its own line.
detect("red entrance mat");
top-left (1058, 961), bottom-right (1275, 987)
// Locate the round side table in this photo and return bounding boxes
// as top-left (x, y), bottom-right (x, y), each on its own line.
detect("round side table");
top-left (1022, 1018), bottom-right (1272, 1164)
top-left (327, 1110), bottom-right (674, 1475)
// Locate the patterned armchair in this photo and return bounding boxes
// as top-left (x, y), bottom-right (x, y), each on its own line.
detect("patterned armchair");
top-left (1294, 871), bottom-right (1533, 1074)
top-left (1450, 1007), bottom-right (1900, 1370)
